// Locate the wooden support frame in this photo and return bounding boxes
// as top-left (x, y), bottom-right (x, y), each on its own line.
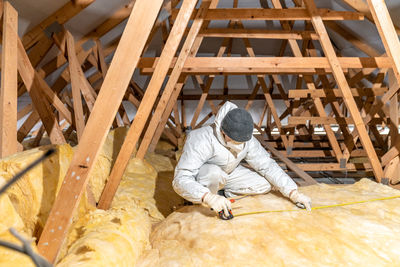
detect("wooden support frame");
top-left (17, 37), bottom-right (66, 145)
top-left (135, 0), bottom-right (213, 160)
top-left (1, 1), bottom-right (18, 158)
top-left (304, 0), bottom-right (383, 181)
top-left (170, 8), bottom-right (364, 21)
top-left (37, 0), bottom-right (165, 262)
top-left (21, 0), bottom-right (95, 49)
top-left (254, 125), bottom-right (317, 185)
top-left (97, 0), bottom-right (200, 210)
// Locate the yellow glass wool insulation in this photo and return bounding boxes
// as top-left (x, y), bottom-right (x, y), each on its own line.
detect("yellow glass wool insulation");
top-left (0, 144), bottom-right (82, 236)
top-left (0, 232), bottom-right (37, 267)
top-left (0, 178), bottom-right (35, 267)
top-left (56, 207), bottom-right (151, 267)
top-left (0, 127), bottom-right (132, 237)
top-left (57, 156), bottom-right (171, 265)
top-left (137, 179), bottom-right (400, 267)
top-left (111, 158), bottom-right (165, 223)
top-left (0, 177), bottom-right (24, 233)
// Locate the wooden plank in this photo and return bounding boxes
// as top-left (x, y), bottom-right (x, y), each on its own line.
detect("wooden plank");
top-left (199, 28), bottom-right (319, 40)
top-left (97, 0), bottom-right (200, 210)
top-left (17, 111), bottom-right (41, 142)
top-left (254, 125), bottom-right (317, 185)
top-left (0, 1), bottom-right (18, 158)
top-left (143, 0), bottom-right (222, 153)
top-left (17, 37), bottom-right (66, 145)
top-left (288, 88), bottom-right (387, 98)
top-left (366, 0), bottom-right (400, 110)
top-left (66, 31), bottom-right (85, 140)
top-left (190, 77), bottom-right (214, 128)
top-left (21, 0), bottom-right (95, 49)
top-left (341, 0), bottom-right (400, 35)
top-left (388, 69), bottom-right (399, 146)
top-left (28, 36), bottom-right (55, 68)
top-left (359, 0), bottom-right (400, 126)
top-left (304, 0), bottom-right (383, 181)
top-left (271, 0), bottom-right (344, 163)
top-left (96, 40), bottom-right (108, 79)
top-left (136, 1), bottom-right (212, 159)
top-left (258, 77), bottom-right (289, 148)
top-left (138, 56), bottom-right (392, 73)
top-left (17, 104), bottom-right (33, 120)
top-left (37, 0), bottom-right (164, 262)
top-left (287, 116), bottom-right (383, 125)
top-left (75, 0), bottom-right (134, 51)
top-left (295, 163), bottom-right (372, 172)
top-left (171, 8), bottom-right (364, 21)
top-left (325, 21), bottom-right (380, 57)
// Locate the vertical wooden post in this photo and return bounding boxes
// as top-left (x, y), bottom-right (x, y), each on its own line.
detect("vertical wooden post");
top-left (97, 0), bottom-right (200, 210)
top-left (66, 31), bottom-right (85, 140)
top-left (304, 0), bottom-right (383, 181)
top-left (363, 0), bottom-right (400, 120)
top-left (0, 1), bottom-right (18, 158)
top-left (37, 0), bottom-right (164, 262)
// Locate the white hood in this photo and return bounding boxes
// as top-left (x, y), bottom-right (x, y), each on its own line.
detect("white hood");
top-left (214, 101), bottom-right (239, 145)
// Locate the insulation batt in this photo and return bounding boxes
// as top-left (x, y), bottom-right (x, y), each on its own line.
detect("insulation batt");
top-left (0, 177), bottom-right (36, 267)
top-left (137, 179), bottom-right (400, 267)
top-left (56, 130), bottom-right (172, 265)
top-left (0, 127), bottom-right (174, 266)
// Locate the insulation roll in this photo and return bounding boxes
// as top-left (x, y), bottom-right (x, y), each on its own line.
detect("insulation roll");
top-left (137, 179), bottom-right (400, 266)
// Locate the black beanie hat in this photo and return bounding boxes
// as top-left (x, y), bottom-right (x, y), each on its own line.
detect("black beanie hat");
top-left (221, 108), bottom-right (254, 142)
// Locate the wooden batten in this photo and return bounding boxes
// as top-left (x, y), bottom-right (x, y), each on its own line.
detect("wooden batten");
top-left (0, 1), bottom-right (18, 158)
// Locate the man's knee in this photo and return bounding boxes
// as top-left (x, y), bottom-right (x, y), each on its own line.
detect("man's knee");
top-left (224, 179), bottom-right (271, 197)
top-left (254, 180), bottom-right (271, 194)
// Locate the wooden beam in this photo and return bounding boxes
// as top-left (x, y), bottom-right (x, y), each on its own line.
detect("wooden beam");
top-left (21, 0), bottom-right (95, 49)
top-left (288, 87), bottom-right (387, 98)
top-left (341, 0), bottom-right (400, 35)
top-left (1, 1), bottom-right (18, 158)
top-left (199, 28), bottom-right (319, 39)
top-left (366, 0), bottom-right (400, 109)
top-left (140, 0), bottom-right (224, 154)
top-left (288, 116), bottom-right (383, 125)
top-left (135, 1), bottom-right (211, 160)
top-left (66, 31), bottom-right (85, 140)
top-left (17, 38), bottom-right (66, 145)
top-left (138, 56), bottom-right (392, 74)
top-left (97, 0), bottom-right (199, 210)
top-left (37, 0), bottom-right (164, 262)
top-left (17, 111), bottom-right (41, 142)
top-left (76, 1), bottom-right (135, 50)
top-left (304, 0), bottom-right (383, 181)
top-left (254, 125), bottom-right (317, 185)
top-left (295, 163), bottom-right (372, 172)
top-left (171, 8), bottom-right (364, 21)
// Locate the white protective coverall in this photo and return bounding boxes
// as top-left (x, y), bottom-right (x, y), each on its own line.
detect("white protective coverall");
top-left (173, 101), bottom-right (298, 204)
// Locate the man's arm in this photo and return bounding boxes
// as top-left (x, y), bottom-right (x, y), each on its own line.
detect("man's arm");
top-left (173, 131), bottom-right (213, 203)
top-left (245, 137), bottom-right (297, 197)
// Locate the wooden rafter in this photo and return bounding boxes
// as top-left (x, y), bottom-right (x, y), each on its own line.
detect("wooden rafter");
top-left (37, 0), bottom-right (165, 262)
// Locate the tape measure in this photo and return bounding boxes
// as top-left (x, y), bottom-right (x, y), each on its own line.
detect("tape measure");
top-left (234, 194), bottom-right (400, 217)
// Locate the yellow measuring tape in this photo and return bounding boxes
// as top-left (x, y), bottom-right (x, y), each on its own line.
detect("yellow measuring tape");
top-left (234, 194), bottom-right (400, 217)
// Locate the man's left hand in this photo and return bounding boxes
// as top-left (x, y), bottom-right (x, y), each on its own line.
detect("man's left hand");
top-left (289, 190), bottom-right (312, 211)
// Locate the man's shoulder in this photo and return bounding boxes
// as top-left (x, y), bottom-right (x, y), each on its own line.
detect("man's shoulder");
top-left (186, 125), bottom-right (215, 143)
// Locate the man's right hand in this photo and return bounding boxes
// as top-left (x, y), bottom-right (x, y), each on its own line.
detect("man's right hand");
top-left (202, 192), bottom-right (232, 218)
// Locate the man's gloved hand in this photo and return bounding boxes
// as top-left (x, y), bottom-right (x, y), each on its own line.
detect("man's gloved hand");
top-left (202, 192), bottom-right (232, 218)
top-left (289, 190), bottom-right (312, 211)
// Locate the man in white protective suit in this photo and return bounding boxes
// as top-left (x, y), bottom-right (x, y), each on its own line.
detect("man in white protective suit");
top-left (173, 101), bottom-right (312, 220)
